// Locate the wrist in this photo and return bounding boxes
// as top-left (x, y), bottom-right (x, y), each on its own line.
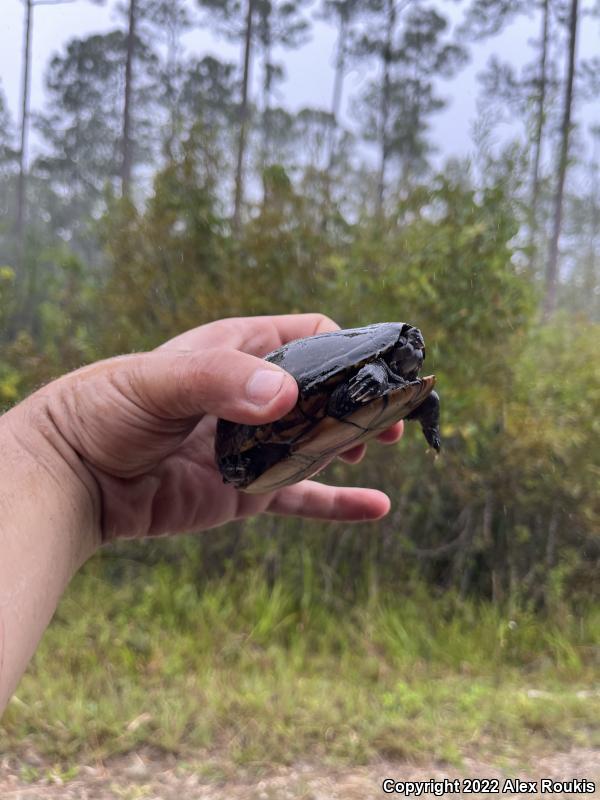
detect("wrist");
top-left (0, 388), bottom-right (102, 710)
top-left (1, 387), bottom-right (102, 566)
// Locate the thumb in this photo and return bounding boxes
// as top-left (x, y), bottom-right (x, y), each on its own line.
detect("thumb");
top-left (122, 347), bottom-right (299, 424)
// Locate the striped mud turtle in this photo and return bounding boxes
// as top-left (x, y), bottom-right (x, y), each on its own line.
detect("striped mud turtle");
top-left (215, 322), bottom-right (441, 494)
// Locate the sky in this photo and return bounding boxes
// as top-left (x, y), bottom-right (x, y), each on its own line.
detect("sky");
top-left (0, 0), bottom-right (599, 170)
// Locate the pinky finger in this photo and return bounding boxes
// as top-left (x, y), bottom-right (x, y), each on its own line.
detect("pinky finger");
top-left (338, 444), bottom-right (367, 464)
top-left (266, 480), bottom-right (391, 522)
top-left (376, 420), bottom-right (404, 445)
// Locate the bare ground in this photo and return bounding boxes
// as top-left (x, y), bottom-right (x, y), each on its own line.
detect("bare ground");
top-left (1, 748), bottom-right (599, 800)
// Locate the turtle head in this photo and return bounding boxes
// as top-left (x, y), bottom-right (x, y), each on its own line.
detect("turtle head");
top-left (387, 324), bottom-right (426, 380)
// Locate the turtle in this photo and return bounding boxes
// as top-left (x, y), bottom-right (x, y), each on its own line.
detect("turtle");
top-left (214, 322), bottom-right (441, 494)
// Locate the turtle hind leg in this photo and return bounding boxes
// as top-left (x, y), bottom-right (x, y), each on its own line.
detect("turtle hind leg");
top-left (217, 453), bottom-right (255, 489)
top-left (423, 424), bottom-right (441, 452)
top-left (406, 390), bottom-right (441, 451)
top-left (218, 442), bottom-right (291, 490)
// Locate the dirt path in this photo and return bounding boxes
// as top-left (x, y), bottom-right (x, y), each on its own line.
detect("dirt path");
top-left (1, 749), bottom-right (599, 800)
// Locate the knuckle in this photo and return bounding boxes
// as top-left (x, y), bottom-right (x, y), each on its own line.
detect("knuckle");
top-left (313, 313), bottom-right (339, 334)
top-left (182, 348), bottom-right (235, 395)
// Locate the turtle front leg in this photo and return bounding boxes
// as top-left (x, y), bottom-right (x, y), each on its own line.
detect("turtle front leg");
top-left (327, 361), bottom-right (403, 418)
top-left (406, 390), bottom-right (441, 451)
top-left (348, 362), bottom-right (391, 402)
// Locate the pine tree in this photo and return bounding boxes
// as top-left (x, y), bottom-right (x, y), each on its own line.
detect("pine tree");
top-left (318, 0), bottom-right (362, 168)
top-left (36, 31), bottom-right (159, 238)
top-left (180, 55), bottom-right (240, 198)
top-left (462, 0), bottom-right (559, 274)
top-left (253, 0), bottom-right (311, 174)
top-left (544, 0), bottom-right (579, 316)
top-left (137, 0), bottom-right (192, 160)
top-left (196, 0), bottom-right (257, 229)
top-left (354, 3), bottom-right (466, 213)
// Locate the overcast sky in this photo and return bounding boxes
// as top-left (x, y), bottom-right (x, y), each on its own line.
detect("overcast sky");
top-left (1, 0), bottom-right (599, 168)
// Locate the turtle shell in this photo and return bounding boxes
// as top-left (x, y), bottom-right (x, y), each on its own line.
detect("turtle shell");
top-left (266, 322), bottom-right (410, 396)
top-left (214, 322), bottom-right (436, 494)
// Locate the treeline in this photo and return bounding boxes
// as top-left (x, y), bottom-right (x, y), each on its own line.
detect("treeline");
top-left (0, 0), bottom-right (598, 607)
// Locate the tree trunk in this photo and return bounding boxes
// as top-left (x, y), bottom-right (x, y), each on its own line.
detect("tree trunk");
top-left (376, 0), bottom-right (396, 217)
top-left (16, 0), bottom-right (33, 257)
top-left (543, 0), bottom-right (579, 317)
top-left (233, 0), bottom-right (255, 234)
top-left (164, 15), bottom-right (180, 160)
top-left (121, 0), bottom-right (137, 197)
top-left (583, 135), bottom-right (599, 315)
top-left (528, 0), bottom-right (550, 274)
top-left (327, 10), bottom-right (348, 171)
top-left (260, 3), bottom-right (273, 194)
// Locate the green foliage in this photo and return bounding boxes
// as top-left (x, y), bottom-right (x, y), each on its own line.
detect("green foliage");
top-left (334, 179), bottom-right (532, 383)
top-left (0, 240), bottom-right (99, 407)
top-left (0, 264), bottom-right (16, 323)
top-left (2, 144), bottom-right (597, 604)
top-left (1, 565), bottom-right (598, 765)
top-left (96, 152), bottom-right (226, 353)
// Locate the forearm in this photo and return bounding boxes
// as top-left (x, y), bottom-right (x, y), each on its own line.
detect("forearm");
top-left (0, 393), bottom-right (100, 714)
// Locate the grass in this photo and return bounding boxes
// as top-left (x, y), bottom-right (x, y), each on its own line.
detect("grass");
top-left (1, 559), bottom-right (598, 771)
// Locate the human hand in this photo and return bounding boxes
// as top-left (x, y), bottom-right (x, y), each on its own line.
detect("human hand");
top-left (10, 314), bottom-right (403, 543)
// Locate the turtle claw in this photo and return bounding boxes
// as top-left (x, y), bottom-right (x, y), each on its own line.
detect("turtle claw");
top-left (348, 372), bottom-right (383, 404)
top-left (425, 428), bottom-right (441, 452)
top-left (218, 454), bottom-right (253, 488)
top-left (349, 384), bottom-right (375, 403)
top-left (406, 391), bottom-right (441, 452)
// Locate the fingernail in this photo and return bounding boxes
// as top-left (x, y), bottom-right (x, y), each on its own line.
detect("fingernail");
top-left (246, 369), bottom-right (286, 405)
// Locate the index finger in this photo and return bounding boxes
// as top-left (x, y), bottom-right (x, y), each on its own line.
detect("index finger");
top-left (158, 314), bottom-right (340, 357)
